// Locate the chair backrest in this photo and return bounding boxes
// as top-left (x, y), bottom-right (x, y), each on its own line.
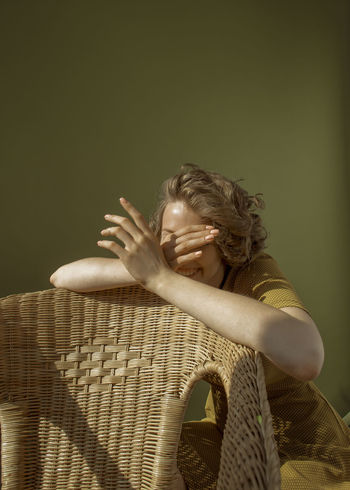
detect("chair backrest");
top-left (0, 286), bottom-right (281, 489)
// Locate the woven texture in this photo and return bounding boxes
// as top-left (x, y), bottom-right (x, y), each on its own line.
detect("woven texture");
top-left (0, 285), bottom-right (280, 489)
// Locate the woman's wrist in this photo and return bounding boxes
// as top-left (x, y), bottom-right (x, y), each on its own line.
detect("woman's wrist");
top-left (141, 266), bottom-right (176, 294)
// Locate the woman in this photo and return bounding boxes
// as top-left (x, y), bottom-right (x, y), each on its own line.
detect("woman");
top-left (50, 163), bottom-right (350, 489)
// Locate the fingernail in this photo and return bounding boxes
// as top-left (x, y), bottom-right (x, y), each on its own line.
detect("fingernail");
top-left (206, 225), bottom-right (214, 229)
top-left (195, 251), bottom-right (202, 256)
top-left (210, 229), bottom-right (219, 234)
top-left (120, 197), bottom-right (127, 203)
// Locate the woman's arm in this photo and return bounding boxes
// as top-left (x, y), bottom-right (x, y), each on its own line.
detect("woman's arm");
top-left (50, 221), bottom-right (214, 293)
top-left (50, 257), bottom-right (138, 292)
top-left (145, 268), bottom-right (324, 382)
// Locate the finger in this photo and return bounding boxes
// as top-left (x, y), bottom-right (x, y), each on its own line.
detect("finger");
top-left (164, 238), bottom-right (209, 263)
top-left (119, 197), bottom-right (151, 235)
top-left (168, 250), bottom-right (203, 270)
top-left (97, 240), bottom-right (126, 259)
top-left (161, 233), bottom-right (214, 262)
top-left (160, 225), bottom-right (215, 248)
top-left (166, 224), bottom-right (214, 239)
top-left (175, 228), bottom-right (219, 246)
top-left (104, 214), bottom-right (142, 241)
top-left (100, 226), bottom-right (134, 250)
top-left (172, 232), bottom-right (219, 258)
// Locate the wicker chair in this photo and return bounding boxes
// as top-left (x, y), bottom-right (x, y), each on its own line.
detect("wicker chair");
top-left (0, 285), bottom-right (281, 489)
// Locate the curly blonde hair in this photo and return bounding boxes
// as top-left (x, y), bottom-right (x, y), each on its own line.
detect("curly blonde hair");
top-left (149, 163), bottom-right (269, 269)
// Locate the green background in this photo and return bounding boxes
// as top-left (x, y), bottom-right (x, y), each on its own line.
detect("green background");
top-left (1, 1), bottom-right (349, 418)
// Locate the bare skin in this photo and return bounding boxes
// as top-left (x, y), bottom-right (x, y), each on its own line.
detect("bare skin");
top-left (50, 224), bottom-right (219, 292)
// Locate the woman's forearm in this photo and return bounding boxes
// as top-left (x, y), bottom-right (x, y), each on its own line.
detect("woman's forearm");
top-left (144, 268), bottom-right (323, 381)
top-left (50, 257), bottom-right (139, 292)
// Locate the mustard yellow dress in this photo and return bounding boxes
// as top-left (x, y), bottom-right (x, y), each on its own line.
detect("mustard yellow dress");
top-left (177, 252), bottom-right (350, 489)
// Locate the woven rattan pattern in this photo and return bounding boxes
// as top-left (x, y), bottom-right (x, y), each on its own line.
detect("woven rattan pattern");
top-left (0, 285), bottom-right (280, 489)
top-left (54, 337), bottom-right (152, 393)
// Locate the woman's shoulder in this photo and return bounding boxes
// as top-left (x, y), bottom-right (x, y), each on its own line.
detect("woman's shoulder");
top-left (234, 250), bottom-right (291, 289)
top-left (222, 250), bottom-right (275, 292)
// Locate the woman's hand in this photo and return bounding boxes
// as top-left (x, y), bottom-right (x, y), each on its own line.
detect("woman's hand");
top-left (97, 197), bottom-right (171, 290)
top-left (161, 225), bottom-right (220, 271)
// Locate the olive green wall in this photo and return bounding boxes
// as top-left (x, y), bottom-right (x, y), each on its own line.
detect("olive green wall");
top-left (1, 1), bottom-right (349, 417)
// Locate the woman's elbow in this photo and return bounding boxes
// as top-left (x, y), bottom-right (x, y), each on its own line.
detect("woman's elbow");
top-left (299, 344), bottom-right (325, 381)
top-left (50, 271), bottom-right (61, 288)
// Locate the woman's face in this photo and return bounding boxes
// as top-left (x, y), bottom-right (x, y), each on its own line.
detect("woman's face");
top-left (160, 201), bottom-right (226, 288)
